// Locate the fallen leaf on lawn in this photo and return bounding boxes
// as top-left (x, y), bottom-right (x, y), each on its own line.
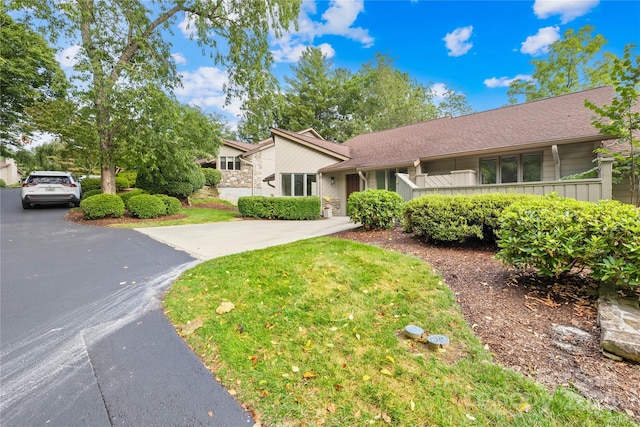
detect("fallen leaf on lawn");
top-left (466, 413), bottom-right (476, 421)
top-left (216, 301), bottom-right (235, 314)
top-left (355, 333), bottom-right (361, 340)
top-left (249, 355), bottom-right (258, 365)
top-left (303, 371), bottom-right (317, 378)
top-left (518, 402), bottom-right (532, 413)
top-left (229, 389), bottom-right (237, 396)
top-left (334, 384), bottom-right (344, 391)
top-left (291, 365), bottom-right (300, 373)
top-left (382, 412), bottom-right (392, 423)
top-left (410, 400), bottom-right (415, 411)
top-left (385, 355), bottom-right (395, 364)
top-left (380, 368), bottom-right (393, 376)
top-left (181, 318), bottom-right (204, 335)
top-left (327, 403), bottom-right (336, 414)
top-left (362, 375), bottom-right (371, 381)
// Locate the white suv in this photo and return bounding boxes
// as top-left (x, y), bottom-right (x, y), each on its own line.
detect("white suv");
top-left (21, 171), bottom-right (82, 209)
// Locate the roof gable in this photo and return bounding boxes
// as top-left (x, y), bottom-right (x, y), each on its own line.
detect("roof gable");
top-left (271, 128), bottom-right (351, 160)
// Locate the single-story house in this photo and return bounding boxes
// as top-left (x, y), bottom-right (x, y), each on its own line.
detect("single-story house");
top-left (0, 157), bottom-right (22, 185)
top-left (214, 86), bottom-right (635, 214)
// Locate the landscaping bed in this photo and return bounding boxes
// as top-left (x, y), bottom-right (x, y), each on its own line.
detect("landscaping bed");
top-left (331, 226), bottom-right (640, 422)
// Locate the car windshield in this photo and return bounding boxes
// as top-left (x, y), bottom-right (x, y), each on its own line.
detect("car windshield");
top-left (29, 176), bottom-right (70, 185)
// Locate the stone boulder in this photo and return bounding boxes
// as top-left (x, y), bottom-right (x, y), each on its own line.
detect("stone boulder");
top-left (598, 283), bottom-right (640, 363)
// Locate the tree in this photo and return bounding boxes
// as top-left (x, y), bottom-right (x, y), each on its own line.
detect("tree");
top-left (585, 45), bottom-right (640, 206)
top-left (508, 25), bottom-right (614, 103)
top-left (0, 12), bottom-right (67, 148)
top-left (9, 0), bottom-right (301, 193)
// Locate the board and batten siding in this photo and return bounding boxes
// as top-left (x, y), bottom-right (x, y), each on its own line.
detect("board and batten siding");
top-left (558, 141), bottom-right (598, 178)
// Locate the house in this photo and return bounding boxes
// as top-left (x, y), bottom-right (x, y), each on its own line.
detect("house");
top-left (215, 87), bottom-right (633, 214)
top-left (0, 158), bottom-right (22, 185)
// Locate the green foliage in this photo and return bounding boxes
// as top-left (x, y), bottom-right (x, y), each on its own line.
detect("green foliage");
top-left (81, 189), bottom-right (102, 200)
top-left (154, 194), bottom-right (182, 215)
top-left (137, 163), bottom-right (205, 198)
top-left (238, 196), bottom-right (320, 220)
top-left (201, 168), bottom-right (222, 186)
top-left (402, 193), bottom-right (534, 243)
top-left (347, 189), bottom-right (403, 230)
top-left (0, 179), bottom-right (6, 187)
top-left (80, 177), bottom-right (101, 192)
top-left (119, 188), bottom-right (148, 209)
top-left (80, 194), bottom-right (124, 219)
top-left (127, 194), bottom-right (167, 219)
top-left (117, 170), bottom-right (137, 187)
top-left (115, 176), bottom-right (129, 191)
top-left (496, 195), bottom-right (640, 288)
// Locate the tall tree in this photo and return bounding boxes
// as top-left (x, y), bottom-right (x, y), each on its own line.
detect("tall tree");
top-left (9, 0), bottom-right (301, 193)
top-left (0, 12), bottom-right (67, 148)
top-left (585, 45), bottom-right (640, 206)
top-left (508, 25), bottom-right (614, 103)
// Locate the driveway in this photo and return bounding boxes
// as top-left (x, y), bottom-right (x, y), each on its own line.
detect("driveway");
top-left (0, 188), bottom-right (358, 426)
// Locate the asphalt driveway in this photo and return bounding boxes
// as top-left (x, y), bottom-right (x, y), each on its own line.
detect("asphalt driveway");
top-left (1, 187), bottom-right (357, 426)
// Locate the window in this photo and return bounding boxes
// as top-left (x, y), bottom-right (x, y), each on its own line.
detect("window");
top-left (375, 168), bottom-right (408, 192)
top-left (480, 154), bottom-right (542, 184)
top-left (219, 156), bottom-right (241, 171)
top-left (281, 173), bottom-right (317, 196)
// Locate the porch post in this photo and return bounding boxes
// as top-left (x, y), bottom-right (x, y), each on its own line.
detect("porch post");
top-left (599, 157), bottom-right (614, 200)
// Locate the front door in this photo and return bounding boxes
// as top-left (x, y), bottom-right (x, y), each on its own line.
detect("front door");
top-left (346, 174), bottom-right (360, 204)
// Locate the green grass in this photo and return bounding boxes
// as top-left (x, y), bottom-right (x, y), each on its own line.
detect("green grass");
top-left (112, 200), bottom-right (239, 228)
top-left (164, 238), bottom-right (634, 427)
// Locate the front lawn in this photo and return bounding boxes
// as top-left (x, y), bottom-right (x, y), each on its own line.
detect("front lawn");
top-left (164, 237), bottom-right (633, 426)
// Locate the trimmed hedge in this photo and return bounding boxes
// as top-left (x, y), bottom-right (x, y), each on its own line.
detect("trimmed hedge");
top-left (82, 189), bottom-right (102, 200)
top-left (202, 168), bottom-right (222, 186)
top-left (80, 194), bottom-right (125, 219)
top-left (119, 188), bottom-right (148, 209)
top-left (137, 166), bottom-right (205, 198)
top-left (402, 193), bottom-right (536, 243)
top-left (80, 177), bottom-right (101, 192)
top-left (347, 189), bottom-right (403, 230)
top-left (238, 196), bottom-right (321, 220)
top-left (115, 176), bottom-right (129, 191)
top-left (496, 195), bottom-right (640, 288)
top-left (128, 194), bottom-right (167, 219)
top-left (155, 194), bottom-right (182, 215)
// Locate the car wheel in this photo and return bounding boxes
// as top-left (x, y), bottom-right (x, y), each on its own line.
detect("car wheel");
top-left (22, 201), bottom-right (31, 209)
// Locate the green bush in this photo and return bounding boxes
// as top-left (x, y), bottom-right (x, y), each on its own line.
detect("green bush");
top-left (80, 194), bottom-right (125, 219)
top-left (115, 176), bottom-right (129, 191)
top-left (496, 195), bottom-right (640, 288)
top-left (402, 193), bottom-right (535, 243)
top-left (202, 168), bottom-right (222, 186)
top-left (80, 177), bottom-right (101, 192)
top-left (117, 170), bottom-right (137, 187)
top-left (127, 194), bottom-right (167, 219)
top-left (82, 189), bottom-right (102, 199)
top-left (347, 189), bottom-right (403, 230)
top-left (238, 196), bottom-right (320, 220)
top-left (137, 165), bottom-right (205, 198)
top-left (119, 188), bottom-right (148, 209)
top-left (0, 179), bottom-right (6, 187)
top-left (155, 194), bottom-right (182, 215)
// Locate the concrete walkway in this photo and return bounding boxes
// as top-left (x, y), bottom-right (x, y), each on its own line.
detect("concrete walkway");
top-left (135, 216), bottom-right (359, 260)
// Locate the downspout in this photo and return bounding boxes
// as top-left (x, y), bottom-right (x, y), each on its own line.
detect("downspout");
top-left (358, 171), bottom-right (367, 190)
top-left (552, 145), bottom-right (560, 180)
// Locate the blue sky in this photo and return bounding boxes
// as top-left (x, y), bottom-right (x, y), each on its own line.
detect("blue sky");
top-left (54, 0), bottom-right (640, 133)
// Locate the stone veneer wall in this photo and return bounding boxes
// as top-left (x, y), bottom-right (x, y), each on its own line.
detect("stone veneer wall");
top-left (218, 152), bottom-right (264, 189)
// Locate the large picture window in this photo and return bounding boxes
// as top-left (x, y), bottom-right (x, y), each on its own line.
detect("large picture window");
top-left (480, 154), bottom-right (542, 184)
top-left (219, 156), bottom-right (241, 170)
top-left (281, 173), bottom-right (317, 196)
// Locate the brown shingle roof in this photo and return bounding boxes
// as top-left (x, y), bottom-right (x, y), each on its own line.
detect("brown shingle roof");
top-left (320, 86), bottom-right (619, 172)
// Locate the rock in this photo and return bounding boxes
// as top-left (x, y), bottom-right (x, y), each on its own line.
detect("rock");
top-left (597, 283), bottom-right (640, 363)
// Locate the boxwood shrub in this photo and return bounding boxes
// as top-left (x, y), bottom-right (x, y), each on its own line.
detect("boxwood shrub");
top-left (402, 193), bottom-right (536, 243)
top-left (80, 177), bottom-right (101, 192)
top-left (238, 196), bottom-right (320, 220)
top-left (117, 170), bottom-right (137, 187)
top-left (347, 189), bottom-right (403, 230)
top-left (80, 194), bottom-right (125, 219)
top-left (115, 176), bottom-right (130, 191)
top-left (496, 195), bottom-right (640, 288)
top-left (119, 188), bottom-right (148, 209)
top-left (82, 189), bottom-right (102, 200)
top-left (202, 168), bottom-right (222, 186)
top-left (127, 194), bottom-right (167, 219)
top-left (155, 194), bottom-right (182, 215)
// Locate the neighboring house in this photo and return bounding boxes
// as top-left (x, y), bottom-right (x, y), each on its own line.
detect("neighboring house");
top-left (216, 87), bottom-right (635, 214)
top-left (0, 158), bottom-right (22, 185)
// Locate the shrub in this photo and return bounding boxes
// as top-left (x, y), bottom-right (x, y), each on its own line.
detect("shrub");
top-left (202, 168), bottom-right (222, 186)
top-left (127, 194), bottom-right (167, 219)
top-left (402, 193), bottom-right (535, 243)
top-left (0, 179), bottom-right (6, 187)
top-left (347, 189), bottom-right (403, 230)
top-left (119, 188), bottom-right (148, 209)
top-left (80, 177), bottom-right (101, 192)
top-left (115, 176), bottom-right (129, 191)
top-left (80, 194), bottom-right (124, 219)
top-left (137, 165), bottom-right (205, 198)
top-left (117, 170), bottom-right (137, 187)
top-left (155, 194), bottom-right (182, 215)
top-left (82, 189), bottom-right (102, 200)
top-left (238, 196), bottom-right (320, 220)
top-left (496, 195), bottom-right (640, 288)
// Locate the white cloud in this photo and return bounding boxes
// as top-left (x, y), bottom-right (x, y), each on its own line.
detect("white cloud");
top-left (178, 13), bottom-right (198, 39)
top-left (533, 0), bottom-right (599, 24)
top-left (56, 45), bottom-right (81, 68)
top-left (443, 26), bottom-right (473, 57)
top-left (520, 26), bottom-right (560, 56)
top-left (171, 52), bottom-right (187, 65)
top-left (483, 74), bottom-right (533, 88)
top-left (430, 83), bottom-right (449, 99)
top-left (317, 0), bottom-right (374, 47)
top-left (271, 37), bottom-right (336, 63)
top-left (175, 66), bottom-right (244, 118)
